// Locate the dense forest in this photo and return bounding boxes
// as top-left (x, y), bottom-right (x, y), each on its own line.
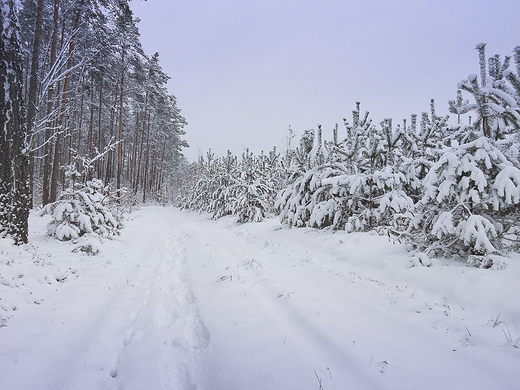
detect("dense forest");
top-left (1, 0), bottom-right (187, 243)
top-left (2, 1), bottom-right (520, 265)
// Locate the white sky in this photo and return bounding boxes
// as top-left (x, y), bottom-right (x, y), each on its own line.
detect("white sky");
top-left (129, 0), bottom-right (520, 161)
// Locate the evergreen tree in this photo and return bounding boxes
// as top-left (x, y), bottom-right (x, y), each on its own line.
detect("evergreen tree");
top-left (410, 44), bottom-right (520, 262)
top-left (39, 147), bottom-right (122, 241)
top-left (415, 136), bottom-right (520, 259)
top-left (277, 103), bottom-right (414, 232)
top-left (10, 0), bottom-right (188, 207)
top-left (455, 43), bottom-right (520, 141)
top-left (0, 0), bottom-right (31, 244)
top-left (177, 148), bottom-right (281, 223)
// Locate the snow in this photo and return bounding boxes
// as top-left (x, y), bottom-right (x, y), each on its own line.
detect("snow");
top-left (457, 215), bottom-right (497, 254)
top-left (489, 87), bottom-right (518, 108)
top-left (1, 206), bottom-right (520, 389)
top-left (495, 165), bottom-right (520, 204)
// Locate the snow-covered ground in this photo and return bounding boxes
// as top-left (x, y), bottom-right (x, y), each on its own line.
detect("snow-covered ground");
top-left (1, 206), bottom-right (519, 390)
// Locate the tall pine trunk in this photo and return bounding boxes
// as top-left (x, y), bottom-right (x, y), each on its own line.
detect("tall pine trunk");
top-left (1, 0), bottom-right (30, 244)
top-left (50, 0), bottom-right (84, 202)
top-left (0, 3), bottom-right (11, 234)
top-left (42, 0), bottom-right (60, 205)
top-left (26, 0), bottom-right (44, 208)
top-left (96, 80), bottom-right (103, 178)
top-left (117, 48), bottom-right (125, 195)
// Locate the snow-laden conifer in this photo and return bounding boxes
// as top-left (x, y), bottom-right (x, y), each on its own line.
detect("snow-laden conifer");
top-left (454, 44), bottom-right (520, 142)
top-left (177, 148), bottom-right (283, 223)
top-left (416, 136), bottom-right (520, 257)
top-left (41, 178), bottom-right (121, 241)
top-left (411, 45), bottom-right (520, 259)
top-left (38, 147), bottom-right (122, 241)
top-left (222, 150), bottom-right (275, 223)
top-left (277, 103), bottom-right (415, 232)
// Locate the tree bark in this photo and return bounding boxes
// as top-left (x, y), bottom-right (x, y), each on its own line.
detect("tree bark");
top-left (1, 0), bottom-right (30, 244)
top-left (97, 80), bottom-right (103, 178)
top-left (117, 48), bottom-right (125, 195)
top-left (26, 0), bottom-right (45, 208)
top-left (87, 83), bottom-right (94, 158)
top-left (42, 0), bottom-right (60, 205)
top-left (0, 4), bottom-right (11, 234)
top-left (50, 0), bottom-right (85, 202)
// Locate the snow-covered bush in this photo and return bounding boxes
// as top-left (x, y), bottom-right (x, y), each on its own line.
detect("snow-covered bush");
top-left (415, 134), bottom-right (520, 257)
top-left (277, 103), bottom-right (415, 232)
top-left (176, 148), bottom-right (283, 223)
top-left (276, 163), bottom-right (347, 228)
top-left (72, 241), bottom-right (101, 256)
top-left (276, 162), bottom-right (414, 231)
top-left (225, 150), bottom-right (277, 222)
top-left (409, 44), bottom-right (520, 259)
top-left (39, 178), bottom-right (121, 241)
top-left (399, 100), bottom-right (451, 202)
top-left (38, 147), bottom-right (123, 241)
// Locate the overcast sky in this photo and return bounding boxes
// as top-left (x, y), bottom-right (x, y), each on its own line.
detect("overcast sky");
top-left (129, 0), bottom-right (520, 161)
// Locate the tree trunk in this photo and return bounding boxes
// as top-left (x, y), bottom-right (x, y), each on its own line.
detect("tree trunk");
top-left (142, 114), bottom-right (151, 203)
top-left (26, 0), bottom-right (45, 208)
top-left (87, 84), bottom-right (94, 158)
top-left (1, 0), bottom-right (31, 244)
top-left (42, 0), bottom-right (60, 205)
top-left (50, 0), bottom-right (84, 202)
top-left (0, 4), bottom-right (11, 234)
top-left (157, 141), bottom-right (166, 193)
top-left (105, 103), bottom-right (116, 185)
top-left (97, 80), bottom-right (103, 178)
top-left (77, 93), bottom-right (84, 154)
top-left (129, 110), bottom-right (139, 186)
top-left (135, 108), bottom-right (147, 194)
top-left (117, 48), bottom-right (125, 195)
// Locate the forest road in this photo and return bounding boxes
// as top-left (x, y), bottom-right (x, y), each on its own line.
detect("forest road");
top-left (0, 207), bottom-right (210, 390)
top-left (1, 206), bottom-right (519, 390)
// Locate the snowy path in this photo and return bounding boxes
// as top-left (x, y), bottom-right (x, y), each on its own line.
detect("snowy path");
top-left (1, 206), bottom-right (519, 389)
top-left (171, 209), bottom-right (520, 390)
top-left (0, 209), bottom-right (209, 390)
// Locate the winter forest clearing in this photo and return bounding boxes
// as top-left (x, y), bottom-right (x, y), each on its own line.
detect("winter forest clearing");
top-left (2, 0), bottom-right (520, 389)
top-left (0, 207), bottom-right (519, 390)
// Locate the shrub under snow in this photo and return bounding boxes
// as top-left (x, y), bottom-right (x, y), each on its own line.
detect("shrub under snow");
top-left (39, 179), bottom-right (121, 241)
top-left (177, 149), bottom-right (282, 223)
top-left (415, 136), bottom-right (520, 257)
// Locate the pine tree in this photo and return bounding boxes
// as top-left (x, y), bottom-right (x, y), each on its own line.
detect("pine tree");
top-left (176, 147), bottom-right (281, 223)
top-left (410, 45), bottom-right (520, 261)
top-left (416, 136), bottom-right (520, 259)
top-left (0, 0), bottom-right (31, 244)
top-left (276, 103), bottom-right (414, 232)
top-left (455, 44), bottom-right (520, 141)
top-left (39, 147), bottom-right (122, 241)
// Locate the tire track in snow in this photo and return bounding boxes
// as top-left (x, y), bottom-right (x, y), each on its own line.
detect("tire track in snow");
top-left (0, 208), bottom-right (210, 390)
top-left (169, 210), bottom-right (384, 390)
top-left (4, 207), bottom-right (516, 389)
top-left (168, 208), bottom-right (519, 390)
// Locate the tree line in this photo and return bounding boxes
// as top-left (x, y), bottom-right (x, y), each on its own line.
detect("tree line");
top-left (1, 0), bottom-right (187, 244)
top-left (178, 44), bottom-right (520, 266)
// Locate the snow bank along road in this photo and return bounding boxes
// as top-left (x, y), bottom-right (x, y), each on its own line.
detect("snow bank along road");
top-left (1, 206), bottom-right (519, 389)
